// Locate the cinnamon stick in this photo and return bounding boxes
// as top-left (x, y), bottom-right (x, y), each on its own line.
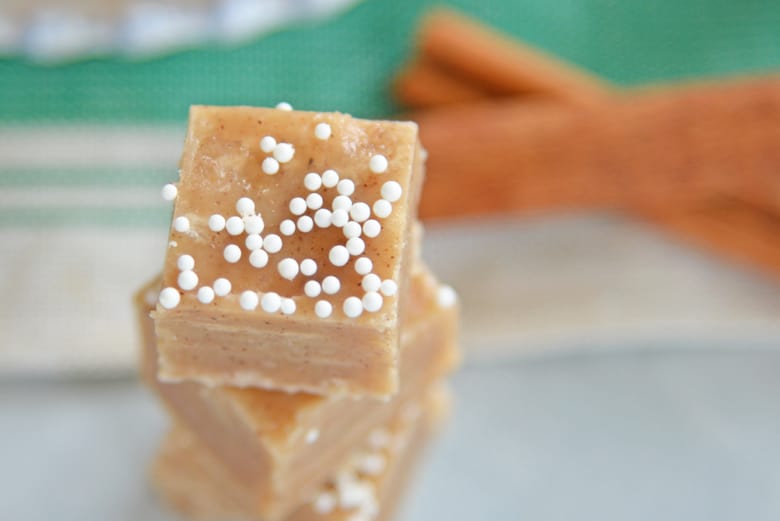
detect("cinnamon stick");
top-left (393, 58), bottom-right (489, 108)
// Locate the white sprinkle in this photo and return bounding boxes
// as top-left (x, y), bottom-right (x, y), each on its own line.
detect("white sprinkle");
top-left (372, 199), bottom-right (392, 218)
top-left (362, 291), bottom-right (383, 313)
top-left (158, 287), bottom-right (180, 309)
top-left (277, 258), bottom-right (299, 280)
top-left (381, 181), bottom-right (403, 202)
top-left (225, 216), bottom-right (245, 236)
top-left (274, 143), bottom-right (295, 163)
top-left (329, 245), bottom-right (349, 266)
top-left (306, 192), bottom-right (323, 210)
top-left (338, 477), bottom-right (372, 509)
top-left (343, 297), bottom-right (363, 318)
top-left (346, 237), bottom-right (365, 256)
top-left (223, 244), bottom-right (241, 263)
top-left (322, 169), bottom-right (339, 188)
top-left (350, 202), bottom-right (370, 222)
top-left (208, 214), bottom-right (226, 232)
top-left (249, 249), bottom-right (269, 268)
top-left (354, 257), bottom-right (373, 275)
top-left (315, 300), bottom-right (332, 318)
top-left (261, 292), bottom-right (282, 313)
top-left (177, 254), bottom-right (194, 271)
top-left (297, 215), bottom-right (314, 232)
top-left (245, 233), bottom-right (263, 250)
top-left (313, 492), bottom-right (336, 515)
top-left (276, 101), bottom-right (293, 111)
top-left (161, 183), bottom-right (177, 201)
top-left (304, 280), bottom-right (322, 298)
top-left (262, 157), bottom-right (280, 175)
top-left (438, 284), bottom-right (458, 307)
top-left (300, 258), bottom-right (317, 276)
top-left (173, 216), bottom-right (190, 232)
top-left (362, 274), bottom-right (381, 292)
top-left (314, 208), bottom-right (332, 228)
top-left (263, 234), bottom-right (282, 253)
top-left (197, 286), bottom-right (215, 304)
top-left (314, 122), bottom-right (332, 140)
top-left (177, 270), bottom-right (198, 291)
top-left (368, 429), bottom-right (391, 449)
top-left (337, 179), bottom-right (355, 196)
top-left (279, 219), bottom-right (296, 236)
top-left (236, 197), bottom-right (255, 216)
top-left (289, 197), bottom-right (307, 216)
top-left (332, 195), bottom-right (352, 212)
top-left (362, 219), bottom-right (381, 238)
top-left (358, 453), bottom-right (386, 475)
top-left (304, 172), bottom-right (322, 191)
top-left (244, 215), bottom-right (264, 234)
top-left (369, 154), bottom-right (388, 173)
top-left (343, 221), bottom-right (362, 239)
top-left (380, 279), bottom-right (398, 296)
top-left (330, 209), bottom-right (348, 227)
top-left (213, 278), bottom-right (231, 296)
top-left (260, 136), bottom-right (277, 153)
top-left (240, 291), bottom-right (259, 311)
top-left (305, 428), bottom-right (320, 444)
top-left (322, 276), bottom-right (341, 295)
top-left (281, 298), bottom-right (297, 315)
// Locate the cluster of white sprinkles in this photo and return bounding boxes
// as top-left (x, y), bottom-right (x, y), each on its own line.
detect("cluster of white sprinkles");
top-left (157, 106), bottom-right (450, 320)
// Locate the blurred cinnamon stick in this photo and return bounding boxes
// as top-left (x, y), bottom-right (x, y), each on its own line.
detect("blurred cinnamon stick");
top-left (393, 58), bottom-right (489, 108)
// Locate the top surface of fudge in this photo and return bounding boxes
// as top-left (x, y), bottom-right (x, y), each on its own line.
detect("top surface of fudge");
top-left (157, 105), bottom-right (420, 327)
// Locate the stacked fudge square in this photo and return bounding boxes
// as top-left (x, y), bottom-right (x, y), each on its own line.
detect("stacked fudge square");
top-left (134, 105), bottom-right (459, 521)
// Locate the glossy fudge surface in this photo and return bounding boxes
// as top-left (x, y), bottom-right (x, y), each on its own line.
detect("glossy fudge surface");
top-left (153, 105), bottom-right (425, 396)
top-left (136, 267), bottom-right (458, 520)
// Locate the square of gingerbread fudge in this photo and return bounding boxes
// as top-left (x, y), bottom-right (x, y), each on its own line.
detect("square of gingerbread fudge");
top-left (153, 105), bottom-right (425, 396)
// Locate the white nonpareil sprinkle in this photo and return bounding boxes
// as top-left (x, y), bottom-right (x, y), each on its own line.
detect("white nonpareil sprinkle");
top-left (372, 199), bottom-right (392, 219)
top-left (213, 278), bottom-right (231, 296)
top-left (208, 214), bottom-right (226, 232)
top-left (349, 202), bottom-right (370, 222)
top-left (361, 273), bottom-right (381, 292)
top-left (346, 237), bottom-right (365, 256)
top-left (304, 280), bottom-right (321, 298)
top-left (354, 257), bottom-right (373, 275)
top-left (380, 181), bottom-right (403, 202)
top-left (277, 258), bottom-right (299, 280)
top-left (332, 195), bottom-right (352, 212)
top-left (240, 291), bottom-right (259, 311)
top-left (437, 284), bottom-right (458, 307)
top-left (314, 208), bottom-right (332, 228)
top-left (314, 122), bottom-right (332, 140)
top-left (260, 136), bottom-right (277, 153)
top-left (297, 215), bottom-right (314, 233)
top-left (322, 169), bottom-right (339, 188)
top-left (197, 286), bottom-right (215, 304)
top-left (245, 234), bottom-right (263, 251)
top-left (225, 216), bottom-right (245, 236)
top-left (313, 492), bottom-right (336, 515)
top-left (262, 157), bottom-right (280, 175)
top-left (158, 287), bottom-right (180, 309)
top-left (249, 249), bottom-right (269, 268)
top-left (223, 244), bottom-right (242, 263)
top-left (273, 143), bottom-right (295, 163)
top-left (380, 279), bottom-right (397, 296)
top-left (177, 254), bottom-right (194, 271)
top-left (276, 101), bottom-right (293, 111)
top-left (244, 215), bottom-right (264, 235)
top-left (362, 219), bottom-right (381, 238)
top-left (330, 209), bottom-right (349, 228)
top-left (304, 172), bottom-right (322, 191)
top-left (177, 270), bottom-right (198, 291)
top-left (300, 258), bottom-right (317, 276)
top-left (281, 298), bottom-right (296, 315)
top-left (329, 245), bottom-right (349, 267)
top-left (322, 275), bottom-right (341, 295)
top-left (306, 192), bottom-right (323, 210)
top-left (173, 216), bottom-right (190, 232)
top-left (261, 292), bottom-right (282, 313)
top-left (236, 197), bottom-right (255, 216)
top-left (263, 234), bottom-right (282, 253)
top-left (305, 428), bottom-right (320, 444)
top-left (315, 300), bottom-right (332, 318)
top-left (342, 221), bottom-right (361, 239)
top-left (361, 291), bottom-right (383, 313)
top-left (289, 197), bottom-right (307, 216)
top-left (358, 453), bottom-right (386, 476)
top-left (368, 428), bottom-right (391, 449)
top-left (343, 297), bottom-right (363, 318)
top-left (337, 179), bottom-right (355, 196)
top-left (279, 219), bottom-right (296, 236)
top-left (161, 183), bottom-right (177, 201)
top-left (369, 154), bottom-right (388, 174)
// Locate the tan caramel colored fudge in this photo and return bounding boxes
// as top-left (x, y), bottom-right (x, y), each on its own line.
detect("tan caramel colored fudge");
top-left (135, 267), bottom-right (458, 521)
top-left (152, 105), bottom-right (425, 396)
top-left (151, 388), bottom-right (448, 521)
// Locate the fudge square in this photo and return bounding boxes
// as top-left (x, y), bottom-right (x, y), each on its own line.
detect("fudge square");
top-left (153, 105), bottom-right (425, 396)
